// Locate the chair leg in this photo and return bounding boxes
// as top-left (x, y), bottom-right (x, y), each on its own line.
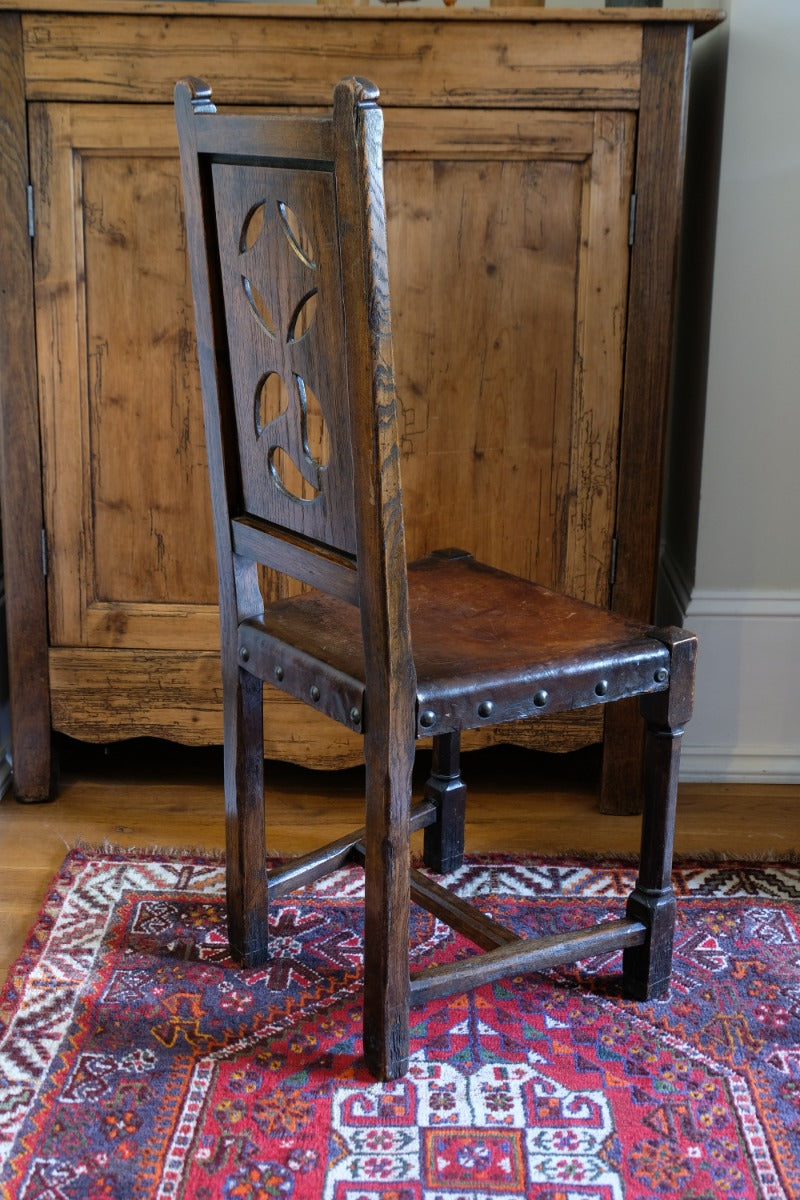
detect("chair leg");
top-left (362, 730), bottom-right (414, 1081)
top-left (623, 630), bottom-right (697, 1000)
top-left (224, 665), bottom-right (270, 967)
top-left (423, 731), bottom-right (467, 874)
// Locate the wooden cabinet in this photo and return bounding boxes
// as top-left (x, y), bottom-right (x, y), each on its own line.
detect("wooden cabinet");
top-left (0, 3), bottom-right (724, 810)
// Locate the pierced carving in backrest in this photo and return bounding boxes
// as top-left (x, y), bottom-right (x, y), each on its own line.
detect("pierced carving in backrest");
top-left (211, 163), bottom-right (356, 555)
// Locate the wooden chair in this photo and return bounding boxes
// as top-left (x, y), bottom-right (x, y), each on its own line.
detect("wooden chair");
top-left (175, 76), bottom-right (697, 1081)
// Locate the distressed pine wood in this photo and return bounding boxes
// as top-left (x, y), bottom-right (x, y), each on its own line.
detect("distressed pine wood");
top-left (0, 0), bottom-right (723, 27)
top-left (48, 646), bottom-right (602, 756)
top-left (0, 6), bottom-right (724, 812)
top-left (388, 111), bottom-right (633, 608)
top-left (30, 100), bottom-right (628, 758)
top-left (0, 14), bottom-right (51, 801)
top-left (30, 104), bottom-right (218, 652)
top-left (22, 14), bottom-right (645, 108)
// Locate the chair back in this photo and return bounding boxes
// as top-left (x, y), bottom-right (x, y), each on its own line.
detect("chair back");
top-left (175, 77), bottom-right (414, 696)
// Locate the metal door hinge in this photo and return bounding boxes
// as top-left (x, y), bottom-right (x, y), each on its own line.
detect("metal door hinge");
top-left (628, 193), bottom-right (637, 247)
top-left (41, 528), bottom-right (48, 577)
top-left (27, 185), bottom-right (35, 238)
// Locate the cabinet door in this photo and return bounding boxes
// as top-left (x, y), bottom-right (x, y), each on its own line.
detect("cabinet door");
top-left (31, 104), bottom-right (633, 756)
top-left (31, 105), bottom-right (219, 653)
top-left (385, 108), bottom-right (634, 609)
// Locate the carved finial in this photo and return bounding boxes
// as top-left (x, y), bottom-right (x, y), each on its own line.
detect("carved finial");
top-left (176, 77), bottom-right (217, 115)
top-left (332, 77), bottom-right (381, 122)
top-left (350, 77), bottom-right (381, 108)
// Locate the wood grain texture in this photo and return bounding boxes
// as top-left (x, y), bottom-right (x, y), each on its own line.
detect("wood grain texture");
top-left (565, 110), bottom-right (635, 604)
top-left (0, 9), bottom-right (725, 812)
top-left (31, 94), bottom-right (630, 760)
top-left (47, 647), bottom-right (367, 758)
top-left (31, 103), bottom-right (218, 650)
top-left (331, 79), bottom-right (416, 1079)
top-left (0, 14), bottom-right (51, 800)
top-left (84, 153), bottom-right (217, 606)
top-left (422, 732), bottom-right (467, 874)
top-left (22, 15), bottom-right (645, 107)
top-left (387, 109), bottom-right (632, 606)
top-left (210, 160), bottom-right (357, 554)
top-left (612, 24), bottom-right (694, 624)
top-left (602, 24), bottom-right (694, 815)
top-left (1, 0), bottom-right (725, 31)
top-left (623, 630), bottom-right (697, 999)
top-left (48, 645), bottom-right (602, 757)
top-left (409, 917), bottom-right (646, 1005)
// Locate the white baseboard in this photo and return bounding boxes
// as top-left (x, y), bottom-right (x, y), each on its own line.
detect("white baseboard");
top-left (676, 585), bottom-right (800, 784)
top-left (681, 746), bottom-right (800, 784)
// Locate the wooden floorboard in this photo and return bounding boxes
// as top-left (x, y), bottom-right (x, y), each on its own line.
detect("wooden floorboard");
top-left (1, 736), bottom-right (798, 987)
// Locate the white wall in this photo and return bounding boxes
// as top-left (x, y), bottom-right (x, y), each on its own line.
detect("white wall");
top-left (551, 3), bottom-right (800, 783)
top-left (677, 0), bottom-right (800, 781)
top-left (692, 0), bottom-right (800, 592)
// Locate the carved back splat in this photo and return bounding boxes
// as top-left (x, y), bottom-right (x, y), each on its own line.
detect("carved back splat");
top-left (213, 163), bottom-right (354, 550)
top-left (175, 77), bottom-right (403, 612)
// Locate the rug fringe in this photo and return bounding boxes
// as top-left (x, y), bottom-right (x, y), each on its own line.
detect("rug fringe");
top-left (70, 840), bottom-right (800, 869)
top-left (73, 838), bottom-right (227, 863)
top-left (531, 848), bottom-right (800, 866)
top-left (673, 848), bottom-right (800, 865)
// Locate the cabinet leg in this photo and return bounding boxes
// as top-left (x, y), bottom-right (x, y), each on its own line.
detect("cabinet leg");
top-left (600, 700), bottom-right (645, 816)
top-left (12, 737), bottom-right (58, 804)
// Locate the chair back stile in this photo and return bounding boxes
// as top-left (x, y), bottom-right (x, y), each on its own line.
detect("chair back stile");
top-left (331, 80), bottom-right (417, 728)
top-left (330, 83), bottom-right (417, 1065)
top-left (175, 79), bottom-right (258, 673)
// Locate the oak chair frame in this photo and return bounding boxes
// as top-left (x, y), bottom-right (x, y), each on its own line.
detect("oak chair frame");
top-left (175, 75), bottom-right (697, 1080)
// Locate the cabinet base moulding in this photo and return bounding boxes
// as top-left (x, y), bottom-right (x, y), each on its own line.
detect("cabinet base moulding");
top-left (48, 648), bottom-right (602, 767)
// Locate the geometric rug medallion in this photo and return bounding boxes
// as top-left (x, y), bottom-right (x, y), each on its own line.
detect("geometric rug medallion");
top-left (1, 849), bottom-right (799, 1198)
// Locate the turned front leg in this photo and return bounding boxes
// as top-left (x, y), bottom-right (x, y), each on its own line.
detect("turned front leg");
top-left (623, 631), bottom-right (697, 1000)
top-left (423, 731), bottom-right (467, 874)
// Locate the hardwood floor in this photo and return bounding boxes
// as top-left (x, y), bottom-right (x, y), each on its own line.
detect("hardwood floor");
top-left (1, 736), bottom-right (798, 988)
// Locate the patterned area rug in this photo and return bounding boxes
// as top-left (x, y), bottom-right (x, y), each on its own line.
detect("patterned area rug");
top-left (1, 850), bottom-right (799, 1199)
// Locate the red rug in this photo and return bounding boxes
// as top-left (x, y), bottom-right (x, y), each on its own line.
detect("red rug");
top-left (1, 849), bottom-right (799, 1199)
